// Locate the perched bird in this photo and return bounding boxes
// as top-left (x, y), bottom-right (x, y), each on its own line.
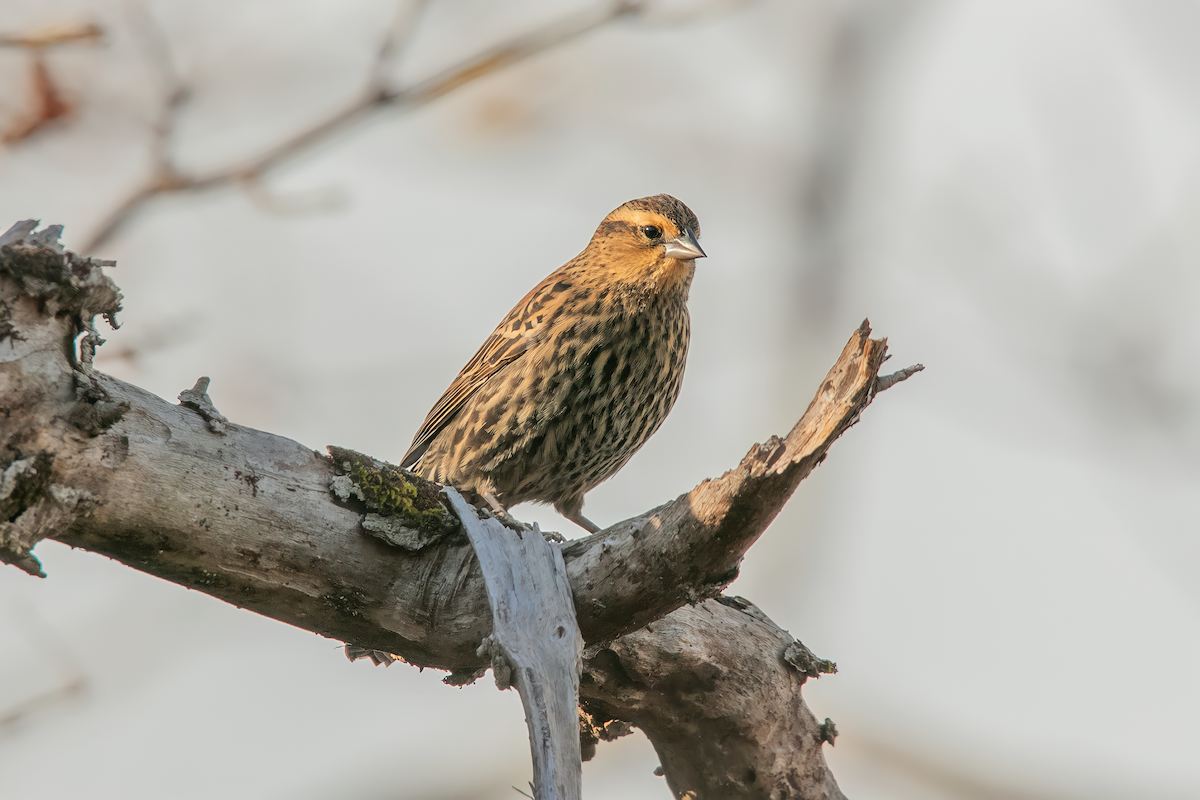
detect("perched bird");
top-left (401, 194), bottom-right (705, 533)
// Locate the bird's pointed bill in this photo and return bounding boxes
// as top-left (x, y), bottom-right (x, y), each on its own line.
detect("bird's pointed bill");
top-left (662, 227), bottom-right (706, 261)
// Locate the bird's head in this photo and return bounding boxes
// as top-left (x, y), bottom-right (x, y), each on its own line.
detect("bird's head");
top-left (584, 194), bottom-right (705, 289)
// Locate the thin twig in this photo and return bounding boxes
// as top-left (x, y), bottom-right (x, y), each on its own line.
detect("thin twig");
top-left (127, 1), bottom-right (190, 177)
top-left (80, 0), bottom-right (644, 253)
top-left (0, 22), bottom-right (103, 48)
top-left (2, 52), bottom-right (74, 144)
top-left (875, 363), bottom-right (924, 393)
top-left (374, 0), bottom-right (432, 80)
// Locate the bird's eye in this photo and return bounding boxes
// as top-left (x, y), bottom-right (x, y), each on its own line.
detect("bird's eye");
top-left (641, 225), bottom-right (663, 240)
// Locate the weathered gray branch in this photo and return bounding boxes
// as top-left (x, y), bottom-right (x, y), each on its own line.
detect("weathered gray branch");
top-left (1, 223), bottom-right (918, 798)
top-left (581, 597), bottom-right (845, 799)
top-left (448, 488), bottom-right (583, 800)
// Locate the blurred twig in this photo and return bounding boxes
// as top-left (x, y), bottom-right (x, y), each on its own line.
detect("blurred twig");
top-left (2, 53), bottom-right (73, 144)
top-left (0, 22), bottom-right (103, 48)
top-left (0, 602), bottom-right (88, 733)
top-left (81, 0), bottom-right (646, 254)
top-left (0, 21), bottom-right (103, 144)
top-left (851, 733), bottom-right (1086, 800)
top-left (637, 0), bottom-right (757, 26)
top-left (796, 0), bottom-right (929, 331)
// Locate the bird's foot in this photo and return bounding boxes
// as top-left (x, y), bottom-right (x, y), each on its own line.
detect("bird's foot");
top-left (481, 506), bottom-right (534, 533)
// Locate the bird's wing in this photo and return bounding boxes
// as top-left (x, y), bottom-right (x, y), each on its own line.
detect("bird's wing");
top-left (400, 271), bottom-right (575, 469)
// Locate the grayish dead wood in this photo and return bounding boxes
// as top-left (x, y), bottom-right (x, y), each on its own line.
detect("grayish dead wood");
top-left (581, 597), bottom-right (847, 800)
top-left (446, 489), bottom-right (583, 800)
top-left (1, 222), bottom-right (923, 798)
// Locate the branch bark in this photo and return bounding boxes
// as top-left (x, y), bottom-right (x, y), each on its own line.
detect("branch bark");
top-left (0, 223), bottom-right (920, 797)
top-left (447, 488), bottom-right (584, 800)
top-left (581, 597), bottom-right (844, 799)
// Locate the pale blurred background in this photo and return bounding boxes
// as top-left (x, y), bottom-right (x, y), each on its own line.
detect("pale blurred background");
top-left (1, 0), bottom-right (1198, 798)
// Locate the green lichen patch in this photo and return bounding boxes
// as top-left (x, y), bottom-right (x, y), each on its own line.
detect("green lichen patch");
top-left (327, 446), bottom-right (458, 547)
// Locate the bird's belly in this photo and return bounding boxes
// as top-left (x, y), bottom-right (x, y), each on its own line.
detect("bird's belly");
top-left (492, 315), bottom-right (688, 505)
top-left (420, 304), bottom-right (689, 509)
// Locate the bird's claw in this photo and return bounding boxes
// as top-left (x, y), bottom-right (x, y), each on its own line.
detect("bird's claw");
top-left (482, 506), bottom-right (534, 533)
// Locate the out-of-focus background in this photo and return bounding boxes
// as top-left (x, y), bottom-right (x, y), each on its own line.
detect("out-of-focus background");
top-left (2, 0), bottom-right (1198, 797)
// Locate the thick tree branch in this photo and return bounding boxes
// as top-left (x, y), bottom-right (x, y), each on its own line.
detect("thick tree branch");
top-left (2, 224), bottom-right (920, 796)
top-left (1, 224), bottom-right (914, 668)
top-left (581, 597), bottom-right (846, 800)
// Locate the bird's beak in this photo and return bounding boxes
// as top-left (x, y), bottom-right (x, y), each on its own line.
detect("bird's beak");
top-left (662, 227), bottom-right (706, 261)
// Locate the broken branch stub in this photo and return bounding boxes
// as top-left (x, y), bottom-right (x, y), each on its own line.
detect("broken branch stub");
top-left (1, 220), bottom-right (123, 574)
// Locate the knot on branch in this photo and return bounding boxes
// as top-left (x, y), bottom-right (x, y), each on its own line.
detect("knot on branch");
top-left (818, 718), bottom-right (839, 746)
top-left (477, 633), bottom-right (514, 690)
top-left (781, 639), bottom-right (837, 684)
top-left (178, 377), bottom-right (228, 434)
top-left (326, 446), bottom-right (459, 551)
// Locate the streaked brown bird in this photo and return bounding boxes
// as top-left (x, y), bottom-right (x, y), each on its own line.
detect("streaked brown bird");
top-left (401, 194), bottom-right (705, 533)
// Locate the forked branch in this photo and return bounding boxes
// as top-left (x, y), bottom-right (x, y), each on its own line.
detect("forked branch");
top-left (80, 0), bottom-right (644, 253)
top-left (1, 224), bottom-right (919, 799)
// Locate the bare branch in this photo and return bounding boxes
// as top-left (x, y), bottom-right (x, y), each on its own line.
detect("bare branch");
top-left (373, 0), bottom-right (432, 81)
top-left (563, 318), bottom-right (895, 644)
top-left (0, 22), bottom-right (103, 48)
top-left (876, 362), bottom-right (924, 392)
top-left (796, 0), bottom-right (930, 331)
top-left (2, 52), bottom-right (74, 144)
top-left (127, 1), bottom-right (191, 172)
top-left (1, 233), bottom-right (915, 669)
top-left (1, 228), bottom-right (915, 798)
top-left (386, 0), bottom-right (642, 107)
top-left (80, 0), bottom-right (644, 253)
top-left (581, 597), bottom-right (847, 800)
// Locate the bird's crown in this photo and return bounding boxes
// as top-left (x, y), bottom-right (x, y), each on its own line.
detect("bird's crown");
top-left (610, 194), bottom-right (700, 238)
top-left (590, 194), bottom-right (701, 250)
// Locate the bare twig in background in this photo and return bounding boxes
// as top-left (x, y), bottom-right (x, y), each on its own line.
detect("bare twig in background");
top-left (374, 0), bottom-right (432, 76)
top-left (0, 22), bottom-right (103, 48)
top-left (80, 0), bottom-right (645, 254)
top-left (2, 54), bottom-right (72, 144)
top-left (126, 1), bottom-right (189, 174)
top-left (850, 734), bottom-right (1080, 800)
top-left (637, 0), bottom-right (756, 26)
top-left (0, 21), bottom-right (103, 144)
top-left (0, 602), bottom-right (88, 732)
top-left (796, 0), bottom-right (930, 332)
